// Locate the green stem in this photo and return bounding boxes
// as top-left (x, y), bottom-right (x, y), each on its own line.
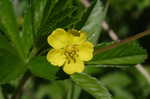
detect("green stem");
top-left (94, 29), bottom-right (150, 55)
top-left (11, 71), bottom-right (31, 99)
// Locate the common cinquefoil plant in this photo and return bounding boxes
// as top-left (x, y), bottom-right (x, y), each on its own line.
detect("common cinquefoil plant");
top-left (0, 0), bottom-right (150, 99)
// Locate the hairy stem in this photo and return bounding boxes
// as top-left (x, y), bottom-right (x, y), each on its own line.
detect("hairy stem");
top-left (94, 29), bottom-right (150, 55)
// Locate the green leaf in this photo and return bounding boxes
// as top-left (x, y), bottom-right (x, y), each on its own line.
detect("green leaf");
top-left (34, 80), bottom-right (73, 99)
top-left (81, 0), bottom-right (104, 44)
top-left (37, 0), bottom-right (86, 36)
top-left (113, 88), bottom-right (134, 99)
top-left (89, 41), bottom-right (147, 64)
top-left (100, 72), bottom-right (131, 88)
top-left (33, 0), bottom-right (48, 33)
top-left (0, 21), bottom-right (6, 33)
top-left (71, 73), bottom-right (112, 99)
top-left (72, 84), bottom-right (81, 99)
top-left (129, 67), bottom-right (150, 96)
top-left (100, 72), bottom-right (134, 99)
top-left (36, 81), bottom-right (66, 99)
top-left (28, 56), bottom-right (59, 80)
top-left (0, 88), bottom-right (4, 99)
top-left (0, 0), bottom-right (24, 59)
top-left (21, 0), bottom-right (34, 58)
top-left (85, 64), bottom-right (129, 74)
top-left (85, 65), bottom-right (103, 74)
top-left (0, 35), bottom-right (27, 84)
top-left (0, 35), bottom-right (17, 55)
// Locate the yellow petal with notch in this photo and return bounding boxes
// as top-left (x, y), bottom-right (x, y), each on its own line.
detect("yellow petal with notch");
top-left (63, 60), bottom-right (84, 74)
top-left (47, 28), bottom-right (71, 49)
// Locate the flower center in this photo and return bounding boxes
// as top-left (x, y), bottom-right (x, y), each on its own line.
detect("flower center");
top-left (64, 45), bottom-right (79, 64)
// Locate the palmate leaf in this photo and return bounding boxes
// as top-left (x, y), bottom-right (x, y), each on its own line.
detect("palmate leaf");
top-left (28, 56), bottom-right (59, 80)
top-left (89, 41), bottom-right (147, 65)
top-left (71, 73), bottom-right (112, 99)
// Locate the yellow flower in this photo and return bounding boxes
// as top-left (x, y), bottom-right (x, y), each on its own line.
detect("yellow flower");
top-left (47, 28), bottom-right (94, 74)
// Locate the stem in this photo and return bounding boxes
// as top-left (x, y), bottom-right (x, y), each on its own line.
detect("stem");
top-left (80, 0), bottom-right (91, 8)
top-left (11, 71), bottom-right (31, 99)
top-left (94, 29), bottom-right (150, 55)
top-left (102, 21), bottom-right (119, 41)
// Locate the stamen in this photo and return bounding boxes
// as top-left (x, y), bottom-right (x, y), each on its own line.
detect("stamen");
top-left (64, 45), bottom-right (78, 63)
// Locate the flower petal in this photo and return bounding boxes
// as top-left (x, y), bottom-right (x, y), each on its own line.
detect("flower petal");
top-left (47, 49), bottom-right (66, 67)
top-left (68, 29), bottom-right (87, 44)
top-left (78, 41), bottom-right (94, 61)
top-left (47, 28), bottom-right (71, 49)
top-left (63, 60), bottom-right (84, 74)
